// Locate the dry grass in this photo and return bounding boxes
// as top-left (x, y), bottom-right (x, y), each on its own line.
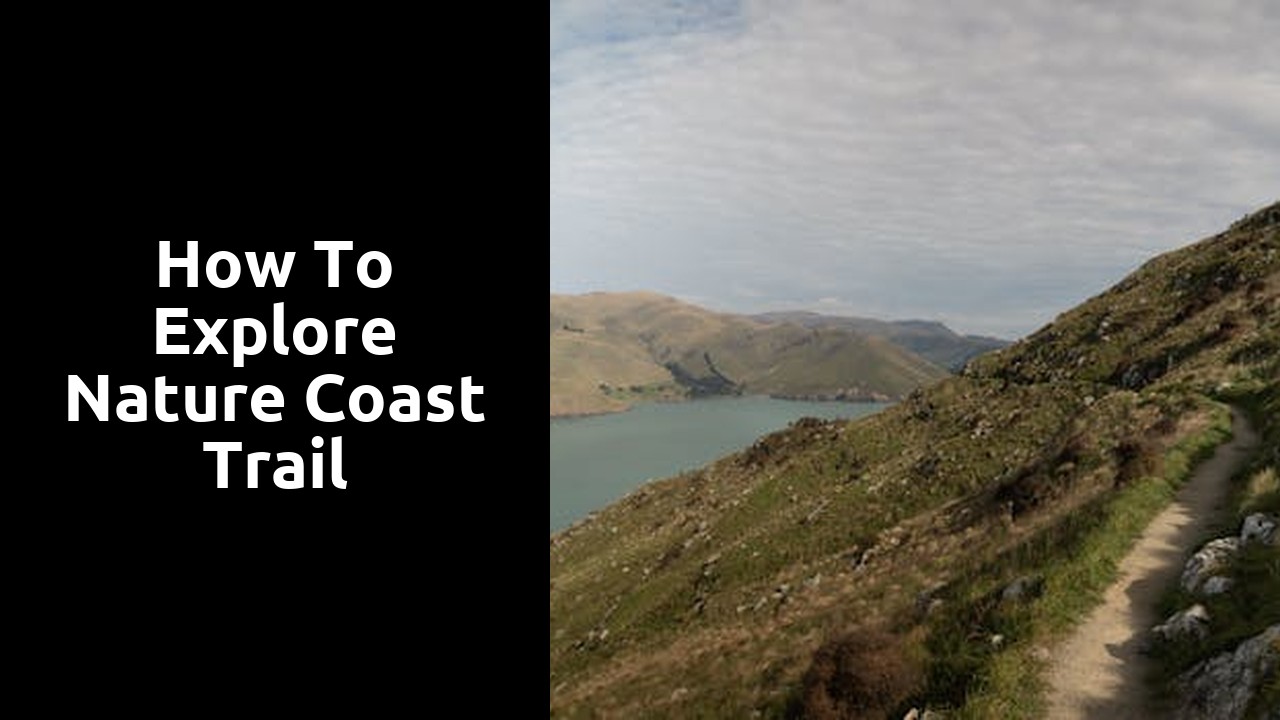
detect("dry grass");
top-left (549, 202), bottom-right (1279, 717)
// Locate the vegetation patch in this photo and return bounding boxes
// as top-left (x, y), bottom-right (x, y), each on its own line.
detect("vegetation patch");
top-left (911, 404), bottom-right (1230, 718)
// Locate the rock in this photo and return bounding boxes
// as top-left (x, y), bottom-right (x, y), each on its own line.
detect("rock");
top-left (1181, 538), bottom-right (1240, 594)
top-left (915, 582), bottom-right (947, 615)
top-left (1120, 365), bottom-right (1146, 390)
top-left (1173, 624), bottom-right (1279, 720)
top-left (802, 499), bottom-right (830, 525)
top-left (1201, 576), bottom-right (1234, 595)
top-left (850, 551), bottom-right (869, 573)
top-left (1153, 604), bottom-right (1211, 643)
top-left (1001, 574), bottom-right (1045, 603)
top-left (1240, 513), bottom-right (1277, 546)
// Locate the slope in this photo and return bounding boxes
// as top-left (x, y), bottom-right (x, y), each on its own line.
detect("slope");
top-left (549, 202), bottom-right (1278, 718)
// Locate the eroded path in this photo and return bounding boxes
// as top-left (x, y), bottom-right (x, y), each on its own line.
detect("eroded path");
top-left (1045, 406), bottom-right (1258, 719)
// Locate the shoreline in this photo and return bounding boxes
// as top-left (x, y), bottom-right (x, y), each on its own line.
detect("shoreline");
top-left (550, 393), bottom-right (896, 422)
top-left (549, 395), bottom-right (893, 534)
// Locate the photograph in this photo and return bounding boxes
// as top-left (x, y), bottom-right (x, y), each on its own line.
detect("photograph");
top-left (549, 2), bottom-right (1279, 717)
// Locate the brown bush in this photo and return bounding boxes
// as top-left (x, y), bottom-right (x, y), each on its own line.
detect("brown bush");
top-left (1114, 436), bottom-right (1161, 486)
top-left (798, 627), bottom-right (922, 719)
top-left (994, 465), bottom-right (1062, 519)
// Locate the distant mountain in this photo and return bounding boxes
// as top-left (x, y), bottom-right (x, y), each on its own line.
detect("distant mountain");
top-left (550, 292), bottom-right (947, 417)
top-left (754, 311), bottom-right (1009, 370)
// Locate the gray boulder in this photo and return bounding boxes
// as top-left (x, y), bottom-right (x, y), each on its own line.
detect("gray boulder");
top-left (1240, 513), bottom-right (1277, 546)
top-left (1181, 538), bottom-right (1240, 594)
top-left (1201, 576), bottom-right (1234, 595)
top-left (1173, 624), bottom-right (1279, 720)
top-left (1000, 574), bottom-right (1045, 604)
top-left (1153, 604), bottom-right (1211, 643)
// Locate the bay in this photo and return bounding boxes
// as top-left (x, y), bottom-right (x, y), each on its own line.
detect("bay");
top-left (550, 397), bottom-right (887, 532)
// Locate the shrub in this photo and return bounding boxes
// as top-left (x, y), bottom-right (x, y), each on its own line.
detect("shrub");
top-left (799, 628), bottom-right (922, 720)
top-left (1114, 436), bottom-right (1161, 486)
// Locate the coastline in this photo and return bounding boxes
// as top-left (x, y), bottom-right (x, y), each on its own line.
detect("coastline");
top-left (550, 396), bottom-right (895, 531)
top-left (550, 392), bottom-right (898, 421)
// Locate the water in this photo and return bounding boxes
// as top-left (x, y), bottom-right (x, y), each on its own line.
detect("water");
top-left (550, 397), bottom-right (887, 532)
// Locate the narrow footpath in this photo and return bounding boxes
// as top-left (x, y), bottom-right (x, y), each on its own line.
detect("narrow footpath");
top-left (1045, 407), bottom-right (1258, 718)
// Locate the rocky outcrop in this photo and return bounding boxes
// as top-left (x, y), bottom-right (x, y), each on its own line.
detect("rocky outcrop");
top-left (1200, 576), bottom-right (1234, 595)
top-left (1173, 624), bottom-right (1279, 720)
top-left (1153, 604), bottom-right (1211, 643)
top-left (1180, 537), bottom-right (1240, 594)
top-left (1161, 512), bottom-right (1280, 717)
top-left (1240, 513), bottom-right (1277, 546)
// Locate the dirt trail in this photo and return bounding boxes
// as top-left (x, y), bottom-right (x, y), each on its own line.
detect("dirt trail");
top-left (1044, 407), bottom-right (1258, 718)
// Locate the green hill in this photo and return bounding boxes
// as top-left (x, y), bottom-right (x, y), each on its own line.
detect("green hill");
top-left (754, 312), bottom-right (1009, 371)
top-left (549, 202), bottom-right (1279, 717)
top-left (550, 292), bottom-right (948, 416)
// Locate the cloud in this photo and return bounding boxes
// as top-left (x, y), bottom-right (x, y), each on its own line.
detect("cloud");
top-left (550, 0), bottom-right (1280, 337)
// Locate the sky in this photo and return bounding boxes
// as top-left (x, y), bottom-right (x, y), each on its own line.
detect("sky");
top-left (550, 0), bottom-right (1279, 338)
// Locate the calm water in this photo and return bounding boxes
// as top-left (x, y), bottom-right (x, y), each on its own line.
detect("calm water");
top-left (550, 397), bottom-right (887, 532)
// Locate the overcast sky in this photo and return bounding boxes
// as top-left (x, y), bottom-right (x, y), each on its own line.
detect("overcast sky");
top-left (550, 1), bottom-right (1279, 338)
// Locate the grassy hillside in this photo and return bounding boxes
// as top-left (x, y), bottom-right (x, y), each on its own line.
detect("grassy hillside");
top-left (550, 292), bottom-right (947, 416)
top-left (549, 202), bottom-right (1279, 718)
top-left (756, 312), bottom-right (1009, 371)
